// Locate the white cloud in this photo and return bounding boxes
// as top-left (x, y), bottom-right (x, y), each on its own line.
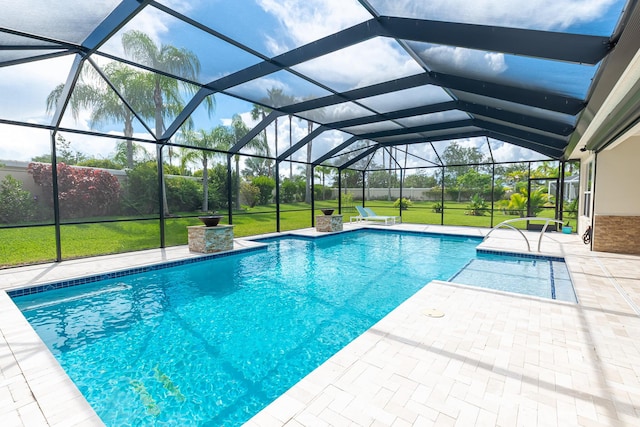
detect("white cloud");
top-left (293, 37), bottom-right (423, 91)
top-left (417, 45), bottom-right (507, 79)
top-left (0, 56), bottom-right (77, 126)
top-left (257, 0), bottom-right (425, 91)
top-left (99, 7), bottom-right (172, 58)
top-left (257, 0), bottom-right (372, 54)
top-left (374, 0), bottom-right (618, 32)
top-left (489, 139), bottom-right (550, 162)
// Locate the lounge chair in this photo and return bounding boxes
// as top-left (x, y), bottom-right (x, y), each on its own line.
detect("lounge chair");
top-left (350, 205), bottom-right (400, 225)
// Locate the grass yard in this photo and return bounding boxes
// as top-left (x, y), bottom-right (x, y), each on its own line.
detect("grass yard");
top-left (0, 199), bottom-right (565, 268)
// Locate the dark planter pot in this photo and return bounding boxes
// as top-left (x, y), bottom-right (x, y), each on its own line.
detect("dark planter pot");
top-left (320, 209), bottom-right (335, 215)
top-left (198, 215), bottom-right (223, 227)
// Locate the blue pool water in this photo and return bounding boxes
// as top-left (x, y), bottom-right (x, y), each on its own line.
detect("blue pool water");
top-left (12, 230), bottom-right (573, 426)
top-left (452, 252), bottom-right (576, 302)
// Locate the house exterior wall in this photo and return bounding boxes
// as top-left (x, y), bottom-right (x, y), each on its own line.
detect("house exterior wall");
top-left (592, 136), bottom-right (640, 254)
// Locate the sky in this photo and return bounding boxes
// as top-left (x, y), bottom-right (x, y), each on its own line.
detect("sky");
top-left (0, 0), bottom-right (628, 168)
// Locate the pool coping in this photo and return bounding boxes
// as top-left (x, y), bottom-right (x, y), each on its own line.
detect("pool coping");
top-left (1, 222), bottom-right (639, 426)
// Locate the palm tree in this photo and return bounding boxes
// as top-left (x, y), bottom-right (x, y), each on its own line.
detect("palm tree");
top-left (181, 127), bottom-right (231, 212)
top-left (302, 106), bottom-right (324, 203)
top-left (113, 140), bottom-right (150, 167)
top-left (250, 103), bottom-right (272, 172)
top-left (305, 120), bottom-right (314, 203)
top-left (253, 88), bottom-right (295, 178)
top-left (315, 165), bottom-right (334, 200)
top-left (242, 154), bottom-right (272, 178)
top-left (46, 62), bottom-right (151, 169)
top-left (121, 30), bottom-right (214, 215)
top-left (89, 63), bottom-right (154, 168)
top-left (229, 114), bottom-right (250, 209)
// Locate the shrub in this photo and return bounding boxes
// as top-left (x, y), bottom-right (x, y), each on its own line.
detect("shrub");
top-left (432, 202), bottom-right (443, 213)
top-left (466, 194), bottom-right (488, 216)
top-left (77, 159), bottom-right (122, 170)
top-left (207, 163), bottom-right (230, 211)
top-left (166, 176), bottom-right (202, 212)
top-left (240, 182), bottom-right (260, 208)
top-left (122, 161), bottom-right (158, 214)
top-left (393, 197), bottom-right (412, 210)
top-left (527, 189), bottom-right (546, 217)
top-left (313, 184), bottom-right (332, 201)
top-left (280, 179), bottom-right (298, 203)
top-left (505, 193), bottom-right (527, 217)
top-left (564, 198), bottom-right (578, 219)
top-left (504, 189), bottom-right (546, 217)
top-left (28, 162), bottom-right (121, 219)
top-left (252, 175), bottom-right (275, 205)
top-left (0, 175), bottom-right (37, 223)
top-left (341, 192), bottom-right (354, 209)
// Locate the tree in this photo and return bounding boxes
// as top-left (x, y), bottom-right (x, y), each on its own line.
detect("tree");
top-left (368, 170), bottom-right (399, 187)
top-left (315, 165), bottom-right (334, 200)
top-left (304, 120), bottom-right (315, 203)
top-left (228, 114), bottom-right (270, 209)
top-left (46, 62), bottom-right (152, 169)
top-left (112, 140), bottom-right (150, 168)
top-left (302, 105), bottom-right (325, 203)
top-left (531, 161), bottom-right (559, 178)
top-left (441, 142), bottom-right (485, 187)
top-left (31, 134), bottom-right (87, 165)
top-left (229, 115), bottom-right (249, 209)
top-left (121, 30), bottom-right (214, 214)
top-left (457, 169), bottom-right (492, 201)
top-left (242, 156), bottom-right (272, 178)
top-left (253, 87), bottom-right (295, 178)
top-left (250, 102), bottom-right (273, 174)
top-left (181, 127), bottom-right (231, 212)
top-left (403, 172), bottom-right (437, 188)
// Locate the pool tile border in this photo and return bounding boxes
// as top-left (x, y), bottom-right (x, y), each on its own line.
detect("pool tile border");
top-left (476, 247), bottom-right (565, 262)
top-left (7, 245), bottom-right (265, 298)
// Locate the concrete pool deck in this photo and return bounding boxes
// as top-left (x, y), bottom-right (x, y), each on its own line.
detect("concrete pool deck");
top-left (1, 223), bottom-right (639, 426)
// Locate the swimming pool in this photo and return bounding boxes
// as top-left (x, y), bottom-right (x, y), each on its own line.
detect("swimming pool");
top-left (11, 230), bottom-right (573, 426)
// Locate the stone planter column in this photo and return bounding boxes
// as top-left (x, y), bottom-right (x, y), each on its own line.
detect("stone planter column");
top-left (188, 224), bottom-right (234, 253)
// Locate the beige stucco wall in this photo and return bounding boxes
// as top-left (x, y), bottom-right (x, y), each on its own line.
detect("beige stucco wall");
top-left (594, 135), bottom-right (640, 215)
top-left (0, 160), bottom-right (44, 197)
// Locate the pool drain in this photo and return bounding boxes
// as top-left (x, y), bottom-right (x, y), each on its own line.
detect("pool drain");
top-left (422, 308), bottom-right (444, 318)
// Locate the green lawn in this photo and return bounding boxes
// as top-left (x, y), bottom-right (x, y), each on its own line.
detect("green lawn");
top-left (0, 199), bottom-right (566, 268)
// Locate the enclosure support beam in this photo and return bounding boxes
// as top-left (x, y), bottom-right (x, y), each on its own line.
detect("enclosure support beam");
top-left (227, 155), bottom-right (233, 224)
top-left (157, 145), bottom-right (166, 248)
top-left (50, 131), bottom-right (62, 262)
top-left (311, 168), bottom-right (315, 227)
top-left (338, 171), bottom-right (342, 214)
top-left (275, 162), bottom-right (281, 232)
top-left (440, 166), bottom-right (445, 225)
top-left (400, 168), bottom-right (404, 219)
top-left (361, 171), bottom-right (366, 207)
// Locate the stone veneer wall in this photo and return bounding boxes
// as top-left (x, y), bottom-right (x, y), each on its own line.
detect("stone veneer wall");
top-left (315, 215), bottom-right (343, 232)
top-left (593, 215), bottom-right (640, 255)
top-left (187, 225), bottom-right (234, 253)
